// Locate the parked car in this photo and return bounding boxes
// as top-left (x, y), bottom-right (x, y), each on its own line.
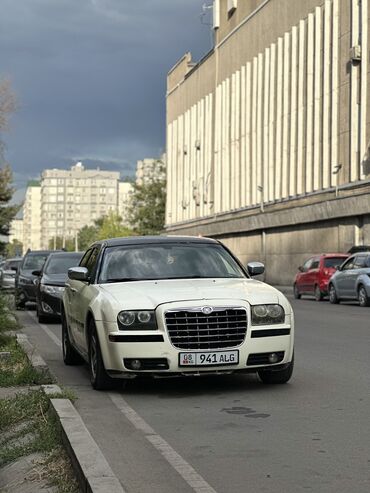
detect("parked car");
top-left (0, 257), bottom-right (23, 290)
top-left (15, 250), bottom-right (58, 309)
top-left (293, 253), bottom-right (349, 301)
top-left (34, 251), bottom-right (84, 323)
top-left (328, 252), bottom-right (370, 307)
top-left (62, 236), bottom-right (295, 390)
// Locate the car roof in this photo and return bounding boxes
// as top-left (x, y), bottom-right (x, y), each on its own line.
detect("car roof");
top-left (47, 252), bottom-right (83, 258)
top-left (92, 235), bottom-right (219, 247)
top-left (25, 250), bottom-right (57, 256)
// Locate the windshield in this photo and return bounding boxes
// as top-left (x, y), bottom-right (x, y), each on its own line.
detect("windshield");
top-left (23, 254), bottom-right (48, 270)
top-left (44, 254), bottom-right (83, 275)
top-left (324, 257), bottom-right (346, 268)
top-left (99, 243), bottom-right (246, 283)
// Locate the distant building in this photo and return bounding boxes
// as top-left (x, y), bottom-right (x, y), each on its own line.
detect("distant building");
top-left (40, 162), bottom-right (120, 248)
top-left (135, 157), bottom-right (165, 186)
top-left (23, 181), bottom-right (42, 252)
top-left (166, 0), bottom-right (370, 284)
top-left (9, 218), bottom-right (24, 253)
top-left (118, 181), bottom-right (133, 225)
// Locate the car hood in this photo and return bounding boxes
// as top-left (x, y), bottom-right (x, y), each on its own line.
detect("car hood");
top-left (42, 273), bottom-right (67, 286)
top-left (99, 278), bottom-right (285, 312)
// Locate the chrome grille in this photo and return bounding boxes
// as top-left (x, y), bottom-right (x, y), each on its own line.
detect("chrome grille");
top-left (165, 307), bottom-right (247, 350)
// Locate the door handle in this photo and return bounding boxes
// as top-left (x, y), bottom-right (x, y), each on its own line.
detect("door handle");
top-left (70, 287), bottom-right (77, 293)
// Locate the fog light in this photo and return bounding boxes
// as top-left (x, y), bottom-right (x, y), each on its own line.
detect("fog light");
top-left (268, 353), bottom-right (279, 364)
top-left (131, 359), bottom-right (142, 370)
top-left (41, 302), bottom-right (53, 313)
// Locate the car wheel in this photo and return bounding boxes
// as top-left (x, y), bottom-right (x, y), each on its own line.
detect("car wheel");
top-left (329, 284), bottom-right (339, 304)
top-left (293, 284), bottom-right (301, 299)
top-left (314, 285), bottom-right (324, 302)
top-left (62, 311), bottom-right (83, 365)
top-left (37, 304), bottom-right (49, 324)
top-left (89, 320), bottom-right (115, 390)
top-left (358, 285), bottom-right (370, 307)
top-left (258, 355), bottom-right (294, 384)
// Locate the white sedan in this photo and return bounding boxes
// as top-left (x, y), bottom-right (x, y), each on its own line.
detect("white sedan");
top-left (62, 236), bottom-right (294, 390)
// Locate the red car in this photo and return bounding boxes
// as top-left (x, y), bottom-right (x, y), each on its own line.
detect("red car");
top-left (293, 254), bottom-right (349, 301)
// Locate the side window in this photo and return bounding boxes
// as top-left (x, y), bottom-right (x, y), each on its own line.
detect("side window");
top-left (85, 247), bottom-right (100, 279)
top-left (302, 258), bottom-right (312, 272)
top-left (80, 250), bottom-right (92, 268)
top-left (310, 259), bottom-right (320, 270)
top-left (354, 256), bottom-right (366, 269)
top-left (342, 257), bottom-right (355, 270)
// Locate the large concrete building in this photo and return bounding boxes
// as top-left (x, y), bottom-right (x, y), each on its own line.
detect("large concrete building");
top-left (20, 163), bottom-right (133, 251)
top-left (22, 181), bottom-right (42, 252)
top-left (165, 0), bottom-right (370, 284)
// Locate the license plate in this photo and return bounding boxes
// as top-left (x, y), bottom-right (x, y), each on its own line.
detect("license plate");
top-left (179, 350), bottom-right (239, 367)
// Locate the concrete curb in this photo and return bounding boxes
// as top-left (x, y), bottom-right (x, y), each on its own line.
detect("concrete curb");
top-left (17, 335), bottom-right (126, 493)
top-left (42, 385), bottom-right (125, 493)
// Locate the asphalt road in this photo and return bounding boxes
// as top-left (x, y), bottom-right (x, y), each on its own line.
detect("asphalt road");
top-left (18, 295), bottom-right (370, 493)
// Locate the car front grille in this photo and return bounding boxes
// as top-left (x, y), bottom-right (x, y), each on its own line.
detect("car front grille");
top-left (165, 307), bottom-right (247, 350)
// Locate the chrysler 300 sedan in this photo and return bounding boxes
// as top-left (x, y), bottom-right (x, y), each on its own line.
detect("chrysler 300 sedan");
top-left (62, 236), bottom-right (294, 390)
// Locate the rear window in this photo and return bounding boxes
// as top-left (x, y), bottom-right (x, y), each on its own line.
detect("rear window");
top-left (23, 254), bottom-right (49, 270)
top-left (323, 257), bottom-right (346, 268)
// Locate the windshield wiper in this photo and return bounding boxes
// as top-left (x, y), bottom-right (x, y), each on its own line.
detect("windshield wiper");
top-left (105, 277), bottom-right (144, 283)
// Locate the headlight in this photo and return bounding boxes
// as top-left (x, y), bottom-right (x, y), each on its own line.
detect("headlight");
top-left (117, 310), bottom-right (157, 330)
top-left (40, 285), bottom-right (65, 297)
top-left (251, 304), bottom-right (285, 325)
top-left (18, 276), bottom-right (33, 285)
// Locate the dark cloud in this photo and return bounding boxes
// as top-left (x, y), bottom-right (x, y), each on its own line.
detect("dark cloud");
top-left (0, 0), bottom-right (212, 192)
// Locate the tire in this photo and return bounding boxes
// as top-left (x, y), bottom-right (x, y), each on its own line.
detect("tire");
top-left (293, 284), bottom-right (301, 299)
top-left (258, 355), bottom-right (294, 385)
top-left (62, 311), bottom-right (83, 365)
top-left (329, 284), bottom-right (340, 304)
top-left (358, 285), bottom-right (370, 307)
top-left (89, 320), bottom-right (115, 390)
top-left (37, 304), bottom-right (50, 324)
top-left (314, 285), bottom-right (324, 302)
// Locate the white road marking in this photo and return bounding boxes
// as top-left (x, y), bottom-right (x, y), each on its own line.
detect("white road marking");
top-left (27, 311), bottom-right (62, 349)
top-left (109, 392), bottom-right (218, 493)
top-left (27, 311), bottom-right (218, 493)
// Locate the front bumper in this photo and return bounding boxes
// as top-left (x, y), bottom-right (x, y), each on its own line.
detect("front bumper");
top-left (96, 301), bottom-right (294, 377)
top-left (39, 292), bottom-right (63, 317)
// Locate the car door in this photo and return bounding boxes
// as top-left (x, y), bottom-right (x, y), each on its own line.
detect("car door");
top-left (350, 255), bottom-right (368, 298)
top-left (298, 258), bottom-right (313, 292)
top-left (336, 256), bottom-right (356, 297)
top-left (65, 249), bottom-right (92, 338)
top-left (305, 258), bottom-right (320, 292)
top-left (72, 246), bottom-right (101, 352)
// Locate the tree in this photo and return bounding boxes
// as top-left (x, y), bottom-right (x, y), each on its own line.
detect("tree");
top-left (78, 224), bottom-right (99, 251)
top-left (97, 211), bottom-right (133, 240)
top-left (47, 237), bottom-right (75, 251)
top-left (6, 239), bottom-right (23, 257)
top-left (0, 80), bottom-right (18, 254)
top-left (128, 160), bottom-right (166, 235)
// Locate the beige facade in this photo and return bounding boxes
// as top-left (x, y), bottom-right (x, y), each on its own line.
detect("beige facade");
top-left (9, 218), bottom-right (24, 250)
top-left (166, 0), bottom-right (370, 284)
top-left (118, 181), bottom-right (133, 225)
top-left (22, 182), bottom-right (42, 252)
top-left (40, 162), bottom-right (120, 248)
top-left (136, 157), bottom-right (166, 186)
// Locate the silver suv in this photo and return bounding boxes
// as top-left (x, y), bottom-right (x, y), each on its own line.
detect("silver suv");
top-left (328, 253), bottom-right (370, 307)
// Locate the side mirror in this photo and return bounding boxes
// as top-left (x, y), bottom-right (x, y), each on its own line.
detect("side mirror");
top-left (68, 267), bottom-right (89, 282)
top-left (32, 270), bottom-right (41, 276)
top-left (247, 261), bottom-right (265, 277)
top-left (298, 266), bottom-right (304, 273)
top-left (335, 265), bottom-right (341, 271)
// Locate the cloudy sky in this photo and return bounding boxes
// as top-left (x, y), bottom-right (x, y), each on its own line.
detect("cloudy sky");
top-left (0, 0), bottom-right (212, 201)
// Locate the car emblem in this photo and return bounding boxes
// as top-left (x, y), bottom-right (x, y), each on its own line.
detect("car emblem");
top-left (201, 306), bottom-right (213, 315)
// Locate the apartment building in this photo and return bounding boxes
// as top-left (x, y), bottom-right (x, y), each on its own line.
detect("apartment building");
top-left (136, 157), bottom-right (166, 186)
top-left (9, 218), bottom-right (24, 250)
top-left (118, 181), bottom-right (133, 223)
top-left (40, 162), bottom-right (120, 248)
top-left (22, 181), bottom-right (42, 252)
top-left (166, 0), bottom-right (370, 284)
